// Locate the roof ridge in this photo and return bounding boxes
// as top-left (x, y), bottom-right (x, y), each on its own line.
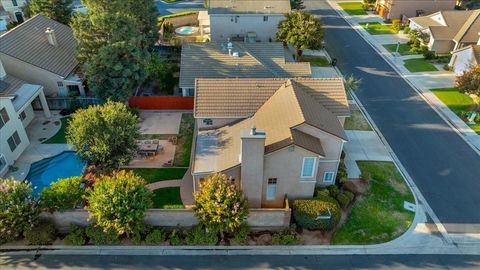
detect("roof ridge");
top-left (236, 42), bottom-right (282, 77)
top-left (453, 10), bottom-right (480, 43)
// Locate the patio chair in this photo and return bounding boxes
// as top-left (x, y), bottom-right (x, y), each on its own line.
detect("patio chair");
top-left (145, 140), bottom-right (152, 144)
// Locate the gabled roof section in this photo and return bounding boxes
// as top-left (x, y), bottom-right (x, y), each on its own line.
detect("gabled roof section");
top-left (180, 42), bottom-right (311, 88)
top-left (208, 0), bottom-right (291, 14)
top-left (194, 78), bottom-right (349, 118)
top-left (0, 15), bottom-right (78, 77)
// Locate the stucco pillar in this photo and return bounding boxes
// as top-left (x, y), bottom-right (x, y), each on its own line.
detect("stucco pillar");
top-left (39, 90), bottom-right (51, 118)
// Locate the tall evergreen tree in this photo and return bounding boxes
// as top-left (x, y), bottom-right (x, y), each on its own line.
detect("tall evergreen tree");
top-left (27, 0), bottom-right (73, 24)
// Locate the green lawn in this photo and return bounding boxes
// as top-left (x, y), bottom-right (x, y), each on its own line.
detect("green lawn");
top-left (299, 55), bottom-right (330, 67)
top-left (333, 161), bottom-right (415, 245)
top-left (383, 43), bottom-right (416, 56)
top-left (42, 117), bottom-right (69, 144)
top-left (403, 58), bottom-right (438, 72)
top-left (431, 88), bottom-right (480, 134)
top-left (152, 187), bottom-right (184, 209)
top-left (344, 108), bottom-right (372, 131)
top-left (130, 168), bottom-right (188, 184)
top-left (338, 2), bottom-right (367, 16)
top-left (359, 22), bottom-right (398, 35)
top-left (173, 113), bottom-right (194, 167)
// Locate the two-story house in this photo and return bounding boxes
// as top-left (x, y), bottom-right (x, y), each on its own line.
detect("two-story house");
top-left (0, 0), bottom-right (28, 23)
top-left (192, 78), bottom-right (349, 208)
top-left (375, 0), bottom-right (455, 20)
top-left (206, 0), bottom-right (290, 42)
top-left (0, 15), bottom-right (85, 97)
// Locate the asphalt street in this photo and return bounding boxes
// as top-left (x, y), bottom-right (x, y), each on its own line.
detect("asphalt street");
top-left (1, 254), bottom-right (480, 269)
top-left (305, 0), bottom-right (480, 234)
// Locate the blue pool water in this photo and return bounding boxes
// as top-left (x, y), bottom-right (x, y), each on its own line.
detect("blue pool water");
top-left (26, 151), bottom-right (85, 195)
top-left (176, 26), bottom-right (197, 35)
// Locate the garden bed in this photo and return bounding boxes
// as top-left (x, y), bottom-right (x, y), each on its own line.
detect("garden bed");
top-left (173, 113), bottom-right (194, 167)
top-left (299, 55), bottom-right (330, 66)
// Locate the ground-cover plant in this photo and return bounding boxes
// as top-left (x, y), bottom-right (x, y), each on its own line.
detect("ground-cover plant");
top-left (40, 176), bottom-right (85, 211)
top-left (145, 229), bottom-right (167, 245)
top-left (24, 219), bottom-right (57, 245)
top-left (293, 195), bottom-right (341, 230)
top-left (173, 113), bottom-right (194, 167)
top-left (85, 170), bottom-right (153, 236)
top-left (66, 101), bottom-right (140, 171)
top-left (0, 179), bottom-right (40, 244)
top-left (185, 225), bottom-right (219, 245)
top-left (193, 173), bottom-right (249, 240)
top-left (271, 225), bottom-right (301, 245)
top-left (64, 224), bottom-right (87, 245)
top-left (277, 11), bottom-right (323, 60)
top-left (85, 225), bottom-right (120, 245)
top-left (229, 223), bottom-right (250, 245)
top-left (333, 161), bottom-right (415, 244)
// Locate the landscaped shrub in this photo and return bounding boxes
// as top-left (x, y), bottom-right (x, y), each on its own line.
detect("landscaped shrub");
top-left (145, 229), bottom-right (166, 245)
top-left (336, 159), bottom-right (348, 184)
top-left (422, 50), bottom-right (436, 60)
top-left (403, 25), bottom-right (411, 34)
top-left (315, 188), bottom-right (330, 198)
top-left (293, 196), bottom-right (341, 230)
top-left (327, 185), bottom-right (340, 198)
top-left (336, 192), bottom-right (352, 208)
top-left (64, 224), bottom-right (87, 246)
top-left (85, 225), bottom-right (120, 245)
top-left (40, 176), bottom-right (85, 211)
top-left (24, 219), bottom-right (56, 245)
top-left (392, 19), bottom-right (401, 32)
top-left (344, 190), bottom-right (355, 202)
top-left (230, 223), bottom-right (250, 245)
top-left (0, 178), bottom-right (40, 244)
top-left (185, 225), bottom-right (218, 245)
top-left (360, 171), bottom-right (372, 183)
top-left (271, 225), bottom-right (301, 245)
top-left (169, 226), bottom-right (186, 246)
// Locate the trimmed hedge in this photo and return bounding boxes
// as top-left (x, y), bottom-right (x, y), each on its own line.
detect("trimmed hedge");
top-left (64, 224), bottom-right (87, 246)
top-left (24, 219), bottom-right (56, 245)
top-left (293, 196), bottom-right (341, 230)
top-left (158, 11), bottom-right (198, 24)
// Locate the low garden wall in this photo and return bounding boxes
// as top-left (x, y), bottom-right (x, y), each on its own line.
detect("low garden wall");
top-left (128, 96), bottom-right (194, 110)
top-left (42, 208), bottom-right (291, 233)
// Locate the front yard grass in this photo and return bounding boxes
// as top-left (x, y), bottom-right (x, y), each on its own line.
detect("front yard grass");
top-left (173, 113), bottom-right (194, 167)
top-left (359, 22), bottom-right (398, 35)
top-left (152, 187), bottom-right (184, 209)
top-left (383, 43), bottom-right (416, 56)
top-left (403, 58), bottom-right (438, 72)
top-left (43, 117), bottom-right (69, 144)
top-left (344, 107), bottom-right (372, 131)
top-left (299, 55), bottom-right (330, 67)
top-left (431, 88), bottom-right (480, 134)
top-left (333, 161), bottom-right (415, 245)
top-left (131, 168), bottom-right (188, 184)
top-left (338, 2), bottom-right (367, 16)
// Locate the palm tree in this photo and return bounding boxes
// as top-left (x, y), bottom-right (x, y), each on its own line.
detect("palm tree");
top-left (276, 11), bottom-right (323, 60)
top-left (343, 75), bottom-right (362, 92)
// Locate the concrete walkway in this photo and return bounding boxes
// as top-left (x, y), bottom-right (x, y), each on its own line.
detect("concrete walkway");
top-left (180, 167), bottom-right (195, 207)
top-left (330, 0), bottom-right (480, 153)
top-left (145, 179), bottom-right (181, 191)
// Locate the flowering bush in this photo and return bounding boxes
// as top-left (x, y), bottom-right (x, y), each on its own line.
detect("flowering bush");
top-left (0, 178), bottom-right (39, 244)
top-left (40, 176), bottom-right (85, 211)
top-left (193, 173), bottom-right (249, 239)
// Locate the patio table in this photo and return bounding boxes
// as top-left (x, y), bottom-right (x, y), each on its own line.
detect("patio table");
top-left (138, 141), bottom-right (159, 154)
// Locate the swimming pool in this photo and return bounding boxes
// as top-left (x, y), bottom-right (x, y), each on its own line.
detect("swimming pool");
top-left (26, 151), bottom-right (85, 195)
top-left (175, 26), bottom-right (198, 35)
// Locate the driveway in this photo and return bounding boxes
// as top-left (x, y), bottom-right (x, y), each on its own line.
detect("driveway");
top-left (306, 0), bottom-right (480, 234)
top-left (156, 0), bottom-right (205, 16)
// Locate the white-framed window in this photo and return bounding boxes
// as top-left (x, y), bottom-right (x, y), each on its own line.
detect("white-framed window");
top-left (323, 172), bottom-right (335, 183)
top-left (266, 178), bottom-right (277, 200)
top-left (0, 107), bottom-right (10, 128)
top-left (301, 157), bottom-right (317, 178)
top-left (7, 131), bottom-right (21, 152)
top-left (12, 0), bottom-right (18, 7)
top-left (203, 118), bottom-right (213, 126)
top-left (263, 16), bottom-right (268, 22)
top-left (0, 155), bottom-right (7, 173)
top-left (19, 111), bottom-right (26, 121)
top-left (57, 81), bottom-right (64, 87)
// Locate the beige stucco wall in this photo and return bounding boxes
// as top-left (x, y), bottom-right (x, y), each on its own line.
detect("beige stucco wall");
top-left (429, 38), bottom-right (455, 54)
top-left (450, 48), bottom-right (477, 75)
top-left (0, 53), bottom-right (64, 96)
top-left (196, 117), bottom-right (242, 129)
top-left (209, 13), bottom-right (284, 42)
top-left (381, 0), bottom-right (455, 20)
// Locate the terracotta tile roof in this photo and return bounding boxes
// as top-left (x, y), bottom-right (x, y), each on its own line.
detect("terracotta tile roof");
top-left (193, 79), bottom-right (347, 173)
top-left (208, 0), bottom-right (291, 14)
top-left (0, 15), bottom-right (78, 77)
top-left (194, 77), bottom-right (349, 118)
top-left (180, 42), bottom-right (311, 88)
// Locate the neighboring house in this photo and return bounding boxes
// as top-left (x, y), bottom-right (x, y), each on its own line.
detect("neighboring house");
top-left (179, 42), bottom-right (311, 96)
top-left (0, 0), bottom-right (27, 23)
top-left (449, 44), bottom-right (480, 75)
top-left (192, 78), bottom-right (349, 208)
top-left (0, 15), bottom-right (85, 97)
top-left (204, 0), bottom-right (290, 42)
top-left (375, 0), bottom-right (455, 20)
top-left (0, 5), bottom-right (10, 33)
top-left (409, 10), bottom-right (480, 54)
top-left (0, 60), bottom-right (51, 177)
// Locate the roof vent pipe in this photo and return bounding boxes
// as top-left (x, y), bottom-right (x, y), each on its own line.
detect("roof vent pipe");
top-left (250, 125), bottom-right (257, 135)
top-left (45, 27), bottom-right (58, 46)
top-left (227, 39), bottom-right (233, 56)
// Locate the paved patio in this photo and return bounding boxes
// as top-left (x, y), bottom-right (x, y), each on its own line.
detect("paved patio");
top-left (123, 140), bottom-right (176, 169)
top-left (138, 110), bottom-right (182, 135)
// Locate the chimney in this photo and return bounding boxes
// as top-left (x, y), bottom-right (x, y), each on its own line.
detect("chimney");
top-left (227, 39), bottom-right (233, 56)
top-left (45, 28), bottom-right (58, 46)
top-left (240, 126), bottom-right (266, 208)
top-left (0, 59), bottom-right (6, 80)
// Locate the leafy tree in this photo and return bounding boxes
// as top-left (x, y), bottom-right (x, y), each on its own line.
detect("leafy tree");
top-left (27, 0), bottom-right (73, 24)
top-left (85, 42), bottom-right (148, 102)
top-left (0, 179), bottom-right (40, 244)
top-left (85, 170), bottom-right (153, 236)
top-left (66, 101), bottom-right (140, 170)
top-left (290, 0), bottom-right (305, 10)
top-left (145, 54), bottom-right (180, 95)
top-left (193, 173), bottom-right (249, 239)
top-left (276, 11), bottom-right (324, 60)
top-left (456, 65), bottom-right (480, 96)
top-left (40, 176), bottom-right (85, 211)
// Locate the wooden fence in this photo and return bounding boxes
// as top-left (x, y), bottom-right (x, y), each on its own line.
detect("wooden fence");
top-left (129, 96), bottom-right (194, 110)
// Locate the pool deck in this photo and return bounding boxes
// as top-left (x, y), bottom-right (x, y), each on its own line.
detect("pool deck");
top-left (5, 111), bottom-right (71, 181)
